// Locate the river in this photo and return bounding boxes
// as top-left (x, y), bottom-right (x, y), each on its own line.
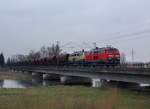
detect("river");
top-left (0, 79), bottom-right (61, 88)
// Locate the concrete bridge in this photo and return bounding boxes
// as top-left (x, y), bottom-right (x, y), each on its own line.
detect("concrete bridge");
top-left (10, 66), bottom-right (150, 87)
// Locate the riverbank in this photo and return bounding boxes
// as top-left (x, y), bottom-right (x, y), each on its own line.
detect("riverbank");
top-left (0, 86), bottom-right (149, 109)
top-left (0, 70), bottom-right (32, 80)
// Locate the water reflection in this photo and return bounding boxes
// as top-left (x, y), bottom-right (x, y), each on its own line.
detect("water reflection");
top-left (2, 80), bottom-right (25, 88)
top-left (140, 84), bottom-right (150, 87)
top-left (0, 79), bottom-right (60, 88)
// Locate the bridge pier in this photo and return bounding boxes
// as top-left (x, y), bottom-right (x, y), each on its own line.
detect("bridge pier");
top-left (31, 72), bottom-right (43, 86)
top-left (12, 69), bottom-right (17, 73)
top-left (42, 81), bottom-right (49, 87)
top-left (60, 76), bottom-right (91, 84)
top-left (43, 74), bottom-right (60, 80)
top-left (32, 78), bottom-right (43, 86)
top-left (10, 69), bottom-right (15, 73)
top-left (32, 72), bottom-right (43, 79)
top-left (92, 78), bottom-right (104, 88)
top-left (60, 76), bottom-right (68, 84)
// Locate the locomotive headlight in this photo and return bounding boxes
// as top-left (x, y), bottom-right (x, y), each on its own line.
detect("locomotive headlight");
top-left (108, 55), bottom-right (113, 57)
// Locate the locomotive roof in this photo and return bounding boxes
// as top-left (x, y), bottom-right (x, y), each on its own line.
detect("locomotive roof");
top-left (91, 47), bottom-right (118, 51)
top-left (70, 46), bottom-right (119, 55)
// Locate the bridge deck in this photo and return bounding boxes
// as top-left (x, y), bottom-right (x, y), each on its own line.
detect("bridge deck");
top-left (10, 66), bottom-right (150, 84)
top-left (11, 66), bottom-right (150, 75)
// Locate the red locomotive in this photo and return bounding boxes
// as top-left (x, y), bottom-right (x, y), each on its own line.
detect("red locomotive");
top-left (84, 47), bottom-right (120, 65)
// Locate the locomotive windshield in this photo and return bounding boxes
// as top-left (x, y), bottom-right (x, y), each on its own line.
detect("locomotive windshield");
top-left (105, 48), bottom-right (119, 53)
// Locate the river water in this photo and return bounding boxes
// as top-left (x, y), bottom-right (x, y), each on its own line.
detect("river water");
top-left (0, 79), bottom-right (61, 88)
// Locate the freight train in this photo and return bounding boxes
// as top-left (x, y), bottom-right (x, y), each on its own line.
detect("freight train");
top-left (9, 46), bottom-right (120, 66)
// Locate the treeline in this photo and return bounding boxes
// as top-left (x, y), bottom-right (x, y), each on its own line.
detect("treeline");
top-left (7, 43), bottom-right (61, 65)
top-left (0, 53), bottom-right (5, 67)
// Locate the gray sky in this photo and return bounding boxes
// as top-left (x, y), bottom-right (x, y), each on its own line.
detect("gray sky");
top-left (0, 0), bottom-right (150, 62)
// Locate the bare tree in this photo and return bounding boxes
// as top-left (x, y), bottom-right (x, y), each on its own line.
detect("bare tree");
top-left (9, 42), bottom-right (62, 64)
top-left (40, 43), bottom-right (62, 57)
top-left (27, 50), bottom-right (41, 60)
top-left (40, 46), bottom-right (48, 58)
top-left (16, 55), bottom-right (26, 62)
top-left (50, 43), bottom-right (61, 56)
top-left (55, 43), bottom-right (61, 55)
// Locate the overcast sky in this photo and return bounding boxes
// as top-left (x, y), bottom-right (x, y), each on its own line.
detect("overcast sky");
top-left (0, 0), bottom-right (150, 62)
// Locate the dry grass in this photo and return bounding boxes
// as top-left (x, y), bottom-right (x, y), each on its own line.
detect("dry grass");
top-left (0, 86), bottom-right (149, 109)
top-left (0, 71), bottom-right (32, 80)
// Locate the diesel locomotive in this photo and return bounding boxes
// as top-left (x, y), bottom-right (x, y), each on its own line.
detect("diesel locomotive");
top-left (68, 46), bottom-right (120, 66)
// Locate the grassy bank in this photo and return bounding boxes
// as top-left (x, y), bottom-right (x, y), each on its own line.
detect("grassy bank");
top-left (0, 86), bottom-right (149, 109)
top-left (0, 71), bottom-right (32, 80)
